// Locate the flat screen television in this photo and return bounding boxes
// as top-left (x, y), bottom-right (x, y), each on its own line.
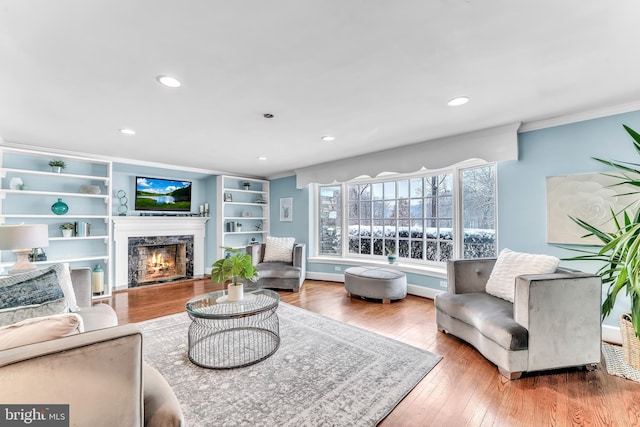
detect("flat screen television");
top-left (135, 176), bottom-right (192, 212)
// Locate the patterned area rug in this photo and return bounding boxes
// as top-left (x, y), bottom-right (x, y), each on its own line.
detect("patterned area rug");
top-left (139, 302), bottom-right (442, 427)
top-left (602, 342), bottom-right (640, 383)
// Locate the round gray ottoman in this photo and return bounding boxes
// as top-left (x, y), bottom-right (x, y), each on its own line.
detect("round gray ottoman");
top-left (344, 267), bottom-right (407, 303)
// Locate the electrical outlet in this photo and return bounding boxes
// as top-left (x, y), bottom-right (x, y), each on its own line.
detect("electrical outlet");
top-left (439, 280), bottom-right (447, 288)
top-left (335, 266), bottom-right (342, 272)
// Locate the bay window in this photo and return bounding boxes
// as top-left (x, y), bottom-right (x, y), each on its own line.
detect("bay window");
top-left (318, 163), bottom-right (496, 264)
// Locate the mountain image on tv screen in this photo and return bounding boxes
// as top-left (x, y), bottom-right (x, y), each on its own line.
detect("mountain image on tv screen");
top-left (135, 177), bottom-right (192, 211)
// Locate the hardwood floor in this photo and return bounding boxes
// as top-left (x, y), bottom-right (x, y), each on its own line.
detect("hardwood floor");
top-left (100, 279), bottom-right (640, 427)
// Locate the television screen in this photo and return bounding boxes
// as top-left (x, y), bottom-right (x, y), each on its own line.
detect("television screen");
top-left (135, 177), bottom-right (192, 212)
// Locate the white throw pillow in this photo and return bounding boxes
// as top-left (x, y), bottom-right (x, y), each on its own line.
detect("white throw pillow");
top-left (0, 312), bottom-right (84, 351)
top-left (50, 263), bottom-right (80, 312)
top-left (263, 236), bottom-right (296, 262)
top-left (485, 248), bottom-right (560, 302)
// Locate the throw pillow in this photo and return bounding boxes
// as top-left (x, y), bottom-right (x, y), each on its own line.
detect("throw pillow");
top-left (0, 268), bottom-right (67, 327)
top-left (262, 236), bottom-right (296, 263)
top-left (485, 248), bottom-right (560, 303)
top-left (0, 312), bottom-right (84, 351)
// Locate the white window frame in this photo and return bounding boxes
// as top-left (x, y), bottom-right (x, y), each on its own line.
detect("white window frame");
top-left (313, 160), bottom-right (497, 266)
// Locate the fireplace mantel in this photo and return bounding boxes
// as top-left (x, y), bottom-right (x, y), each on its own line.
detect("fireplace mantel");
top-left (112, 216), bottom-right (209, 290)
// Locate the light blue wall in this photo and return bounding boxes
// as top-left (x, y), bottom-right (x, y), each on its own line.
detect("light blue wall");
top-left (269, 176), bottom-right (309, 244)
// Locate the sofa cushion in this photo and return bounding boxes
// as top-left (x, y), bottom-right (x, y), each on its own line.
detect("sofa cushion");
top-left (485, 248), bottom-right (559, 302)
top-left (262, 236), bottom-right (295, 263)
top-left (435, 292), bottom-right (528, 350)
top-left (256, 263), bottom-right (302, 279)
top-left (0, 269), bottom-right (67, 326)
top-left (0, 312), bottom-right (84, 350)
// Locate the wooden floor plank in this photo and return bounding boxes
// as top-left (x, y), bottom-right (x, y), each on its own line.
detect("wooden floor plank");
top-left (99, 278), bottom-right (640, 427)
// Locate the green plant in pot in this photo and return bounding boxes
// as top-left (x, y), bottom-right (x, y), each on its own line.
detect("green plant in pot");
top-left (386, 246), bottom-right (397, 264)
top-left (48, 160), bottom-right (66, 172)
top-left (210, 247), bottom-right (259, 302)
top-left (565, 124), bottom-right (640, 368)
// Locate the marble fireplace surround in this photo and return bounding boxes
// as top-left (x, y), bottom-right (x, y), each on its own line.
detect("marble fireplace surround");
top-left (112, 217), bottom-right (208, 290)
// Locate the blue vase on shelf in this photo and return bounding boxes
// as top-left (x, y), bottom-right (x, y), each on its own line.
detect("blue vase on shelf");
top-left (51, 198), bottom-right (69, 215)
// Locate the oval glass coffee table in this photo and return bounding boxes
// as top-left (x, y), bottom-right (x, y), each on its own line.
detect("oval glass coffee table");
top-left (185, 288), bottom-right (280, 369)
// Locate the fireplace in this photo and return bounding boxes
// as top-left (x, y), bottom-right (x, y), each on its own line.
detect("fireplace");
top-left (113, 216), bottom-right (208, 290)
top-left (128, 235), bottom-right (194, 287)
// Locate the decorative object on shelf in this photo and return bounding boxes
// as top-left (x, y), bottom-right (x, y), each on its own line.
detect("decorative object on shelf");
top-left (28, 247), bottom-right (47, 262)
top-left (243, 181), bottom-right (251, 191)
top-left (117, 190), bottom-right (128, 215)
top-left (210, 247), bottom-right (259, 302)
top-left (386, 247), bottom-right (397, 264)
top-left (236, 222), bottom-right (242, 232)
top-left (9, 177), bottom-right (23, 190)
top-left (280, 197), bottom-right (293, 222)
top-left (48, 160), bottom-right (66, 173)
top-left (51, 198), bottom-right (69, 215)
top-left (60, 222), bottom-right (75, 238)
top-left (224, 192), bottom-right (233, 202)
top-left (75, 221), bottom-right (90, 237)
top-left (0, 224), bottom-right (49, 273)
top-left (91, 264), bottom-right (104, 296)
top-left (80, 184), bottom-right (101, 194)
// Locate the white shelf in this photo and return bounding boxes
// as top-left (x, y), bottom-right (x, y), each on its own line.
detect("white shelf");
top-left (0, 167), bottom-right (109, 183)
top-left (1, 214), bottom-right (109, 220)
top-left (0, 189), bottom-right (108, 199)
top-left (0, 255), bottom-right (109, 268)
top-left (49, 235), bottom-right (109, 241)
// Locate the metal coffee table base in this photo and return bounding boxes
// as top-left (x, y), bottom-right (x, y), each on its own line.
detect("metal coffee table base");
top-left (188, 312), bottom-right (280, 369)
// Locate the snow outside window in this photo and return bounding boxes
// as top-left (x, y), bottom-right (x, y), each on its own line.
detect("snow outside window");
top-left (317, 164), bottom-right (497, 263)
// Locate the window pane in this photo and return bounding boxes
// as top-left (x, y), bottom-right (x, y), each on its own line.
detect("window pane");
top-left (319, 185), bottom-right (341, 255)
top-left (410, 178), bottom-right (423, 197)
top-left (384, 201), bottom-right (396, 219)
top-left (397, 180), bottom-right (409, 199)
top-left (462, 165), bottom-right (497, 259)
top-left (410, 199), bottom-right (422, 218)
top-left (372, 183), bottom-right (383, 200)
top-left (384, 181), bottom-right (396, 199)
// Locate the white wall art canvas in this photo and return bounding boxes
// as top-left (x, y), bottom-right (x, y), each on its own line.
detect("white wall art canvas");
top-left (546, 172), bottom-right (640, 244)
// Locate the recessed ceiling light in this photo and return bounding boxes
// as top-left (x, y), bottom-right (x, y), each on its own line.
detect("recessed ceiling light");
top-left (447, 96), bottom-right (470, 107)
top-left (156, 75), bottom-right (182, 88)
top-left (119, 128), bottom-right (136, 135)
top-left (321, 136), bottom-right (336, 141)
top-left (257, 156), bottom-right (267, 160)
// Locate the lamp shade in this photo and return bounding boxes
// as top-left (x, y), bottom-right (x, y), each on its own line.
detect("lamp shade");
top-left (0, 224), bottom-right (50, 250)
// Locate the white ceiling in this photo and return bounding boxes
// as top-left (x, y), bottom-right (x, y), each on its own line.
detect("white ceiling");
top-left (2, 1), bottom-right (640, 179)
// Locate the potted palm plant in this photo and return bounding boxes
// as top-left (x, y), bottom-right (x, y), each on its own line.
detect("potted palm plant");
top-left (566, 124), bottom-right (640, 369)
top-left (210, 247), bottom-right (259, 302)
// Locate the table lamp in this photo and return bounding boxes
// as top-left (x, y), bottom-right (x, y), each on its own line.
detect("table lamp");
top-left (0, 224), bottom-right (49, 274)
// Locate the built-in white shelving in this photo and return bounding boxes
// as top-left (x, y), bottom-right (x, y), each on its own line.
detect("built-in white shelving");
top-left (0, 147), bottom-right (113, 298)
top-left (217, 175), bottom-right (269, 258)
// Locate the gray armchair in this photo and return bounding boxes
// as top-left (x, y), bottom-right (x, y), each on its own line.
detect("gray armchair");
top-left (435, 258), bottom-right (602, 379)
top-left (246, 243), bottom-right (306, 292)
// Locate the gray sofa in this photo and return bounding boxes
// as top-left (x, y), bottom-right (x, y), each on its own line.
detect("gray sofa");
top-left (0, 267), bottom-right (184, 426)
top-left (435, 258), bottom-right (602, 379)
top-left (246, 243), bottom-right (306, 292)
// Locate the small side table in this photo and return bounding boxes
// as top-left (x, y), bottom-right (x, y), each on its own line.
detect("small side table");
top-left (185, 288), bottom-right (280, 369)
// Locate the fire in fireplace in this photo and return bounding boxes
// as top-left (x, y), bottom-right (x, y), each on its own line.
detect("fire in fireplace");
top-left (128, 235), bottom-right (194, 287)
